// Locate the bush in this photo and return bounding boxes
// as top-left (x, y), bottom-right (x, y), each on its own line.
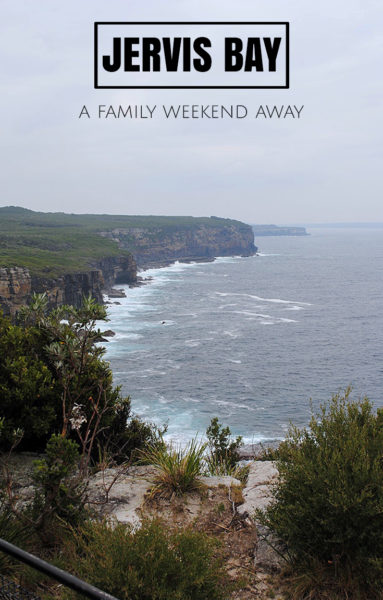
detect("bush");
top-left (61, 519), bottom-right (226, 600)
top-left (206, 417), bottom-right (242, 475)
top-left (0, 296), bottom-right (132, 463)
top-left (104, 416), bottom-right (166, 464)
top-left (0, 498), bottom-right (28, 575)
top-left (258, 389), bottom-right (383, 598)
top-left (0, 311), bottom-right (61, 450)
top-left (140, 438), bottom-right (206, 497)
top-left (31, 434), bottom-right (87, 542)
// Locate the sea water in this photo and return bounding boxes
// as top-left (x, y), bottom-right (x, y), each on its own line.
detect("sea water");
top-left (101, 227), bottom-right (383, 444)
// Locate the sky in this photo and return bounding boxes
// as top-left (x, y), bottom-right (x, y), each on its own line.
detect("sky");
top-left (0, 0), bottom-right (382, 224)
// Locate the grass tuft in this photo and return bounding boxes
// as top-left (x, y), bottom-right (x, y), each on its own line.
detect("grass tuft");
top-left (140, 438), bottom-right (207, 498)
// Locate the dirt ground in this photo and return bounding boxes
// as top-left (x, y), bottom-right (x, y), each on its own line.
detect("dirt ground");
top-left (141, 483), bottom-right (285, 599)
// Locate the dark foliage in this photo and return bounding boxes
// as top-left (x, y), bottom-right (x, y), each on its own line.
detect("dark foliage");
top-left (61, 519), bottom-right (227, 600)
top-left (259, 389), bottom-right (383, 598)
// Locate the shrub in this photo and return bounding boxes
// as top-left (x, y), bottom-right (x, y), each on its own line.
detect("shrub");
top-left (0, 311), bottom-right (60, 450)
top-left (61, 519), bottom-right (226, 600)
top-left (258, 389), bottom-right (383, 598)
top-left (0, 498), bottom-right (28, 575)
top-left (0, 297), bottom-right (133, 463)
top-left (206, 417), bottom-right (242, 475)
top-left (31, 434), bottom-right (87, 542)
top-left (140, 438), bottom-right (206, 497)
top-left (104, 416), bottom-right (166, 464)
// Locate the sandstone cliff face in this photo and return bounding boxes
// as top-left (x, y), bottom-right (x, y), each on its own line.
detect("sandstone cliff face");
top-left (0, 267), bottom-right (32, 316)
top-left (0, 221), bottom-right (255, 315)
top-left (0, 255), bottom-right (137, 317)
top-left (92, 255), bottom-right (137, 288)
top-left (101, 223), bottom-right (257, 268)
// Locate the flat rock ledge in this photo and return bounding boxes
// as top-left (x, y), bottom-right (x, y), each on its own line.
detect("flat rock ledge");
top-left (87, 466), bottom-right (241, 528)
top-left (87, 465), bottom-right (155, 528)
top-left (238, 461), bottom-right (287, 573)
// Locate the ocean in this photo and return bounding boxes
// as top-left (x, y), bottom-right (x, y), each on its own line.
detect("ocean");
top-left (101, 227), bottom-right (383, 444)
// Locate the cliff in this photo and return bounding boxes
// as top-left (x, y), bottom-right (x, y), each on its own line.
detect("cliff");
top-left (0, 255), bottom-right (137, 317)
top-left (100, 221), bottom-right (257, 268)
top-left (252, 224), bottom-right (308, 236)
top-left (0, 208), bottom-right (256, 314)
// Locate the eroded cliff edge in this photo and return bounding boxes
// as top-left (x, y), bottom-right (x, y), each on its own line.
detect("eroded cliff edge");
top-left (100, 220), bottom-right (256, 267)
top-left (0, 208), bottom-right (257, 315)
top-left (0, 256), bottom-right (137, 317)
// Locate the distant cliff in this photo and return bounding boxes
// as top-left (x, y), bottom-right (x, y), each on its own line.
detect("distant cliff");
top-left (0, 208), bottom-right (256, 314)
top-left (100, 220), bottom-right (257, 267)
top-left (252, 225), bottom-right (308, 236)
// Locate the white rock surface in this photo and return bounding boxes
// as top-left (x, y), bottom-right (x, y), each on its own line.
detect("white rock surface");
top-left (236, 461), bottom-right (287, 572)
top-left (87, 465), bottom-right (156, 527)
top-left (237, 461), bottom-right (278, 517)
top-left (199, 475), bottom-right (241, 488)
top-left (87, 467), bottom-right (241, 527)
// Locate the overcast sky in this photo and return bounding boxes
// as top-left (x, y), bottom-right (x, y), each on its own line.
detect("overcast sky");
top-left (0, 0), bottom-right (382, 224)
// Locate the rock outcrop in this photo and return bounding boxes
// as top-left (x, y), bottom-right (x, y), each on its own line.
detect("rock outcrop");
top-left (100, 222), bottom-right (257, 268)
top-left (0, 255), bottom-right (137, 317)
top-left (238, 461), bottom-right (278, 518)
top-left (252, 224), bottom-right (308, 237)
top-left (0, 214), bottom-right (256, 314)
top-left (238, 461), bottom-right (287, 573)
top-left (0, 267), bottom-right (32, 316)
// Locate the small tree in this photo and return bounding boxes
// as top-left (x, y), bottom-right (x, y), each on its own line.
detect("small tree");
top-left (31, 434), bottom-right (87, 543)
top-left (0, 310), bottom-right (60, 450)
top-left (1, 295), bottom-right (131, 469)
top-left (206, 417), bottom-right (242, 474)
top-left (37, 296), bottom-right (131, 474)
top-left (258, 389), bottom-right (383, 597)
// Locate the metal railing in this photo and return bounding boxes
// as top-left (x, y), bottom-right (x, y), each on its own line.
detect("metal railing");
top-left (0, 538), bottom-right (119, 600)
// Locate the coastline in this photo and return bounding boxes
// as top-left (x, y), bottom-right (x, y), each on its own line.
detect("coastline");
top-left (106, 253), bottom-right (258, 299)
top-left (102, 253), bottom-right (289, 450)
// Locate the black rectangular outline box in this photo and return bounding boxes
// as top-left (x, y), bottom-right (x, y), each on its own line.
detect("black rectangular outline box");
top-left (94, 22), bottom-right (290, 89)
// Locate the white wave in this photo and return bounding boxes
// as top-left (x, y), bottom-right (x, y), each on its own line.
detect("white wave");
top-left (130, 368), bottom-right (167, 376)
top-left (215, 399), bottom-right (256, 411)
top-left (241, 435), bottom-right (285, 445)
top-left (216, 292), bottom-right (311, 306)
top-left (109, 332), bottom-right (143, 340)
top-left (214, 256), bottom-right (242, 263)
top-left (234, 310), bottom-right (273, 319)
top-left (139, 260), bottom-right (202, 279)
top-left (182, 396), bottom-right (201, 404)
top-left (228, 359), bottom-right (242, 364)
top-left (218, 303), bottom-right (238, 309)
top-left (184, 340), bottom-right (201, 347)
top-left (223, 330), bottom-right (240, 338)
top-left (257, 253), bottom-right (281, 257)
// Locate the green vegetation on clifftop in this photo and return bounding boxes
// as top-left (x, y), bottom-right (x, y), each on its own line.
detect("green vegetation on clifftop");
top-left (0, 207), bottom-right (252, 277)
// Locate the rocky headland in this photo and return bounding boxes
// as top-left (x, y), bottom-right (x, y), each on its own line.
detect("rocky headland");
top-left (100, 220), bottom-right (256, 268)
top-left (252, 224), bottom-right (308, 236)
top-left (0, 255), bottom-right (137, 317)
top-left (0, 208), bottom-right (257, 315)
